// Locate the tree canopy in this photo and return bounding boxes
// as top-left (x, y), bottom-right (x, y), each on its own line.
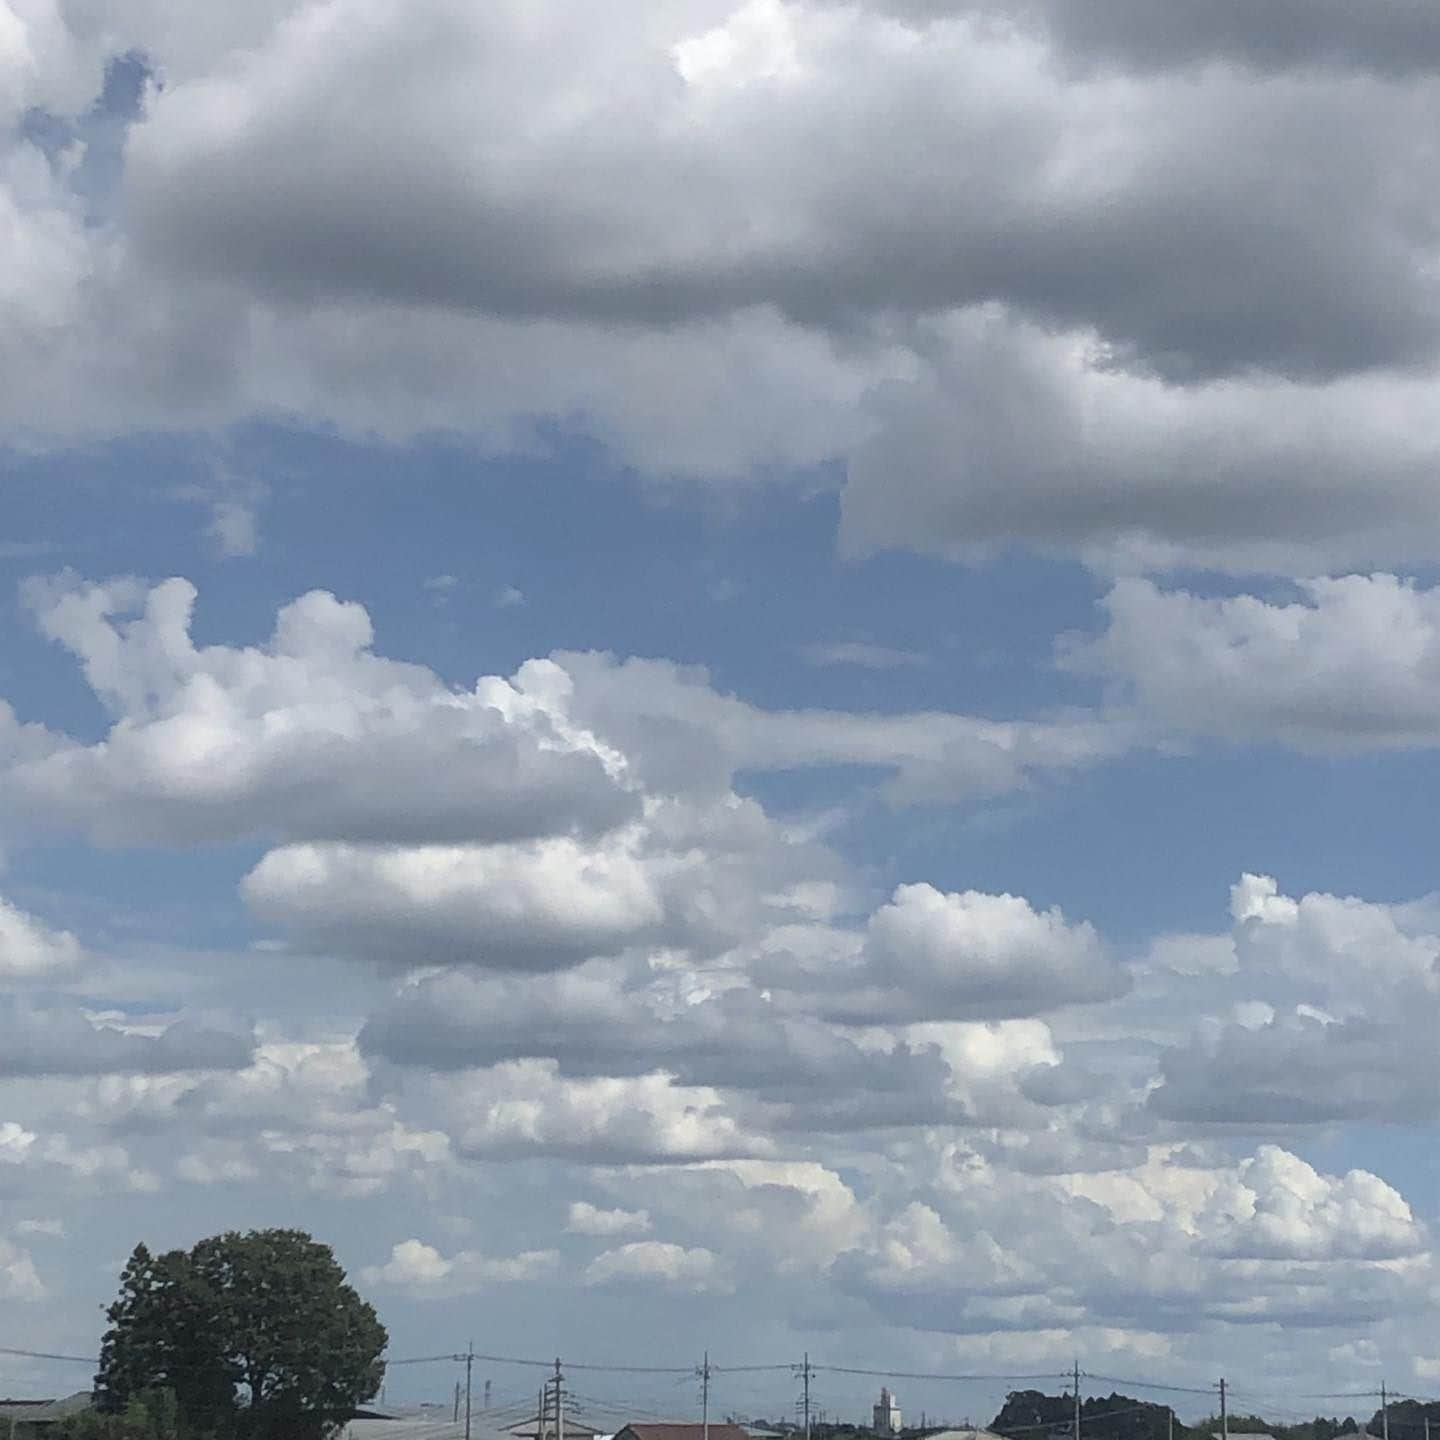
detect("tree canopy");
top-left (92, 1229), bottom-right (387, 1440)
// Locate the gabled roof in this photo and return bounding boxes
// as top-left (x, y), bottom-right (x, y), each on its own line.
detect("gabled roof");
top-left (0, 1395), bottom-right (93, 1423)
top-left (617, 1423), bottom-right (753, 1440)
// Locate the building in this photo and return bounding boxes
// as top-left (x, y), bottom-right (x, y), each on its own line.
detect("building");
top-left (613, 1423), bottom-right (753, 1440)
top-left (508, 1417), bottom-right (602, 1440)
top-left (0, 1396), bottom-right (94, 1440)
top-left (873, 1390), bottom-right (902, 1436)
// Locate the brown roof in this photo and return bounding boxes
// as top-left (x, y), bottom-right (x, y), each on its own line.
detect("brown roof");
top-left (617, 1425), bottom-right (752, 1440)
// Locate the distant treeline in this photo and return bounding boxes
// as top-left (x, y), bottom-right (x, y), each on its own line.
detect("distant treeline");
top-left (782, 1389), bottom-right (1439, 1440)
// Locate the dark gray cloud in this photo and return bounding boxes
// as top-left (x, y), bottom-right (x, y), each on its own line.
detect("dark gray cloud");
top-left (1150, 1012), bottom-right (1440, 1126)
top-left (870, 0), bottom-right (1440, 76)
top-left (0, 1004), bottom-right (255, 1077)
top-left (359, 968), bottom-right (983, 1131)
top-left (122, 20), bottom-right (1440, 386)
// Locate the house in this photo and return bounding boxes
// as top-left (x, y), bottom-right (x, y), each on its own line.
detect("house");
top-left (614, 1422), bottom-right (753, 1440)
top-left (507, 1415), bottom-right (603, 1440)
top-left (0, 1395), bottom-right (93, 1440)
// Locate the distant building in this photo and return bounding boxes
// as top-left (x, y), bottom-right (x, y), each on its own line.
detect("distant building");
top-left (0, 1396), bottom-right (94, 1440)
top-left (873, 1390), bottom-right (902, 1435)
top-left (614, 1423), bottom-right (753, 1440)
top-left (508, 1417), bottom-right (603, 1440)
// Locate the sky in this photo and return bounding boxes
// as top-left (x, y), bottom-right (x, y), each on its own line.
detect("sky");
top-left (8, 0), bottom-right (1440, 1429)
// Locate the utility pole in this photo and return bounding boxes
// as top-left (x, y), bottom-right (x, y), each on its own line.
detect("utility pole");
top-left (701, 1351), bottom-right (712, 1440)
top-left (454, 1382), bottom-right (462, 1424)
top-left (465, 1344), bottom-right (474, 1440)
top-left (1382, 1383), bottom-right (1389, 1440)
top-left (555, 1358), bottom-right (566, 1440)
top-left (1168, 1409), bottom-right (1173, 1440)
top-left (1073, 1361), bottom-right (1081, 1440)
top-left (802, 1353), bottom-right (812, 1440)
top-left (485, 1381), bottom-right (492, 1412)
top-left (1219, 1380), bottom-right (1228, 1440)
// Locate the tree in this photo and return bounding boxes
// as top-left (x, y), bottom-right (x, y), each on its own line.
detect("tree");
top-left (96, 1229), bottom-right (387, 1440)
top-left (96, 1244), bottom-right (235, 1433)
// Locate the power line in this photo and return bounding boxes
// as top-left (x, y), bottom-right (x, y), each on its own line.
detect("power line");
top-left (0, 1346), bottom-right (98, 1365)
top-left (820, 1366), bottom-right (1073, 1383)
top-left (1081, 1374), bottom-right (1221, 1398)
top-left (994, 1404), bottom-right (1165, 1434)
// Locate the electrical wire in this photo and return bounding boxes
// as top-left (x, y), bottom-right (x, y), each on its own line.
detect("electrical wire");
top-left (820, 1367), bottom-right (1073, 1384)
top-left (0, 1346), bottom-right (98, 1365)
top-left (1081, 1375), bottom-right (1221, 1398)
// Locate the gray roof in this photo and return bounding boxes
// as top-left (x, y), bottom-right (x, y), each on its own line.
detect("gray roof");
top-left (342, 1416), bottom-right (607, 1440)
top-left (0, 1396), bottom-right (94, 1424)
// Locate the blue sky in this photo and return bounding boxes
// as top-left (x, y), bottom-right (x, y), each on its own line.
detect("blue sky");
top-left (7, 3), bottom-right (1440, 1430)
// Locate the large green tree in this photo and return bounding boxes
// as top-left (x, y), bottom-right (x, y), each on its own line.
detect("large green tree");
top-left (96, 1229), bottom-right (387, 1440)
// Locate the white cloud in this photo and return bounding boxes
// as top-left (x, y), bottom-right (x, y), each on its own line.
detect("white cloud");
top-left (566, 1201), bottom-right (651, 1237)
top-left (775, 884), bottom-right (1125, 1023)
top-left (1072, 574), bottom-right (1440, 750)
top-left (206, 497), bottom-right (259, 558)
top-left (431, 1060), bottom-right (771, 1165)
top-left (557, 649), bottom-right (1131, 805)
top-left (583, 1240), bottom-right (731, 1294)
top-left (0, 895), bottom-right (83, 979)
top-left (1200, 1147), bottom-right (1424, 1262)
top-left (243, 834), bottom-right (667, 970)
top-left (7, 574), bottom-right (637, 847)
top-left (362, 1238), bottom-right (559, 1296)
top-left (1151, 875), bottom-right (1440, 1125)
top-left (15, 1218), bottom-right (64, 1238)
top-left (800, 641), bottom-right (928, 670)
top-left (0, 1236), bottom-right (44, 1301)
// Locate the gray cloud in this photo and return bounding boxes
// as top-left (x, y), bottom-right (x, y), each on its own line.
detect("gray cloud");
top-left (0, 1005), bottom-right (254, 1078)
top-left (880, 1), bottom-right (1440, 77)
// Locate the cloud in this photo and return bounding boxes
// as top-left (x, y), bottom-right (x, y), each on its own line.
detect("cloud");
top-left (206, 497), bottom-right (259, 558)
top-left (566, 1201), bottom-right (652, 1237)
top-left (15, 1218), bottom-right (65, 1238)
top-left (243, 834), bottom-right (667, 971)
top-left (1200, 1147), bottom-right (1424, 1262)
top-left (8, 2), bottom-right (1440, 573)
top-left (837, 1143), bottom-right (1432, 1335)
top-left (359, 961), bottom-right (984, 1132)
top-left (0, 1236), bottom-right (44, 1301)
top-left (0, 1003), bottom-right (254, 1078)
top-left (0, 896), bottom-right (83, 979)
top-left (1150, 875), bottom-right (1440, 1125)
top-left (582, 1241), bottom-right (731, 1294)
top-left (875, 0), bottom-right (1440, 77)
top-left (766, 883), bottom-right (1126, 1023)
top-left (1072, 574), bottom-right (1440, 750)
top-left (840, 311), bottom-right (1440, 574)
top-left (429, 1061), bottom-right (771, 1165)
top-left (800, 641), bottom-right (928, 670)
top-left (362, 1238), bottom-right (559, 1296)
top-left (557, 649), bottom-right (1130, 805)
top-left (7, 574), bottom-right (638, 847)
